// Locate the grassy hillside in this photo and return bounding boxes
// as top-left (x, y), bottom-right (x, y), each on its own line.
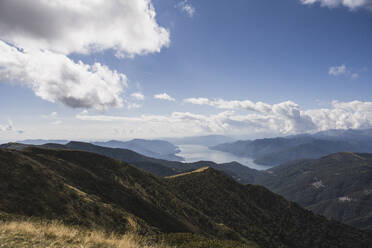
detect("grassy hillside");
top-left (0, 147), bottom-right (371, 247)
top-left (0, 220), bottom-right (256, 248)
top-left (0, 220), bottom-right (162, 248)
top-left (254, 152), bottom-right (372, 229)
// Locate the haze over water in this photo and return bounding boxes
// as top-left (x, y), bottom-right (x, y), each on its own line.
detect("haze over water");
top-left (177, 144), bottom-right (271, 171)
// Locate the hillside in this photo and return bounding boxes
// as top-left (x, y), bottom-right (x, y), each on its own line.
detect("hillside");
top-left (0, 147), bottom-right (371, 247)
top-left (254, 152), bottom-right (372, 229)
top-left (41, 141), bottom-right (260, 184)
top-left (211, 129), bottom-right (372, 166)
top-left (0, 220), bottom-right (163, 248)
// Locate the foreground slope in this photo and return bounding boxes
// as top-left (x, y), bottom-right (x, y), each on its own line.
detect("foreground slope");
top-left (255, 152), bottom-right (372, 229)
top-left (0, 147), bottom-right (371, 247)
top-left (167, 167), bottom-right (372, 248)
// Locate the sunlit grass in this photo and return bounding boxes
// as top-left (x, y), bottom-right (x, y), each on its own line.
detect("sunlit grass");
top-left (0, 220), bottom-right (167, 248)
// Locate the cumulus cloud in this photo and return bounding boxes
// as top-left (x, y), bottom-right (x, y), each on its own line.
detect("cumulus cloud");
top-left (300, 0), bottom-right (372, 11)
top-left (0, 0), bottom-right (170, 56)
top-left (154, 93), bottom-right (176, 101)
top-left (183, 97), bottom-right (372, 134)
top-left (177, 0), bottom-right (196, 17)
top-left (75, 99), bottom-right (372, 138)
top-left (131, 92), bottom-right (145, 101)
top-left (0, 41), bottom-right (127, 110)
top-left (0, 0), bottom-right (169, 110)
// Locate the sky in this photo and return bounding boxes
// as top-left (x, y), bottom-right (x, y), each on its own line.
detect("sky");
top-left (0, 0), bottom-right (372, 142)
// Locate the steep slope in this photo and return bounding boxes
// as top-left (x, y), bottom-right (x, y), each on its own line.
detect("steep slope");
top-left (0, 147), bottom-right (187, 234)
top-left (93, 139), bottom-right (183, 161)
top-left (167, 167), bottom-right (372, 248)
top-left (1, 147), bottom-right (371, 247)
top-left (254, 152), bottom-right (372, 229)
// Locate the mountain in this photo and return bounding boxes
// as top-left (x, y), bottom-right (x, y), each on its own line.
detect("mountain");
top-left (93, 139), bottom-right (183, 161)
top-left (39, 141), bottom-right (260, 184)
top-left (165, 135), bottom-right (235, 146)
top-left (211, 128), bottom-right (372, 166)
top-left (254, 152), bottom-right (372, 229)
top-left (15, 139), bottom-right (69, 145)
top-left (1, 147), bottom-right (371, 247)
top-left (312, 128), bottom-right (372, 142)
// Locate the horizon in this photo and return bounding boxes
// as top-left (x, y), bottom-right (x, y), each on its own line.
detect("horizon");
top-left (1, 0), bottom-right (372, 142)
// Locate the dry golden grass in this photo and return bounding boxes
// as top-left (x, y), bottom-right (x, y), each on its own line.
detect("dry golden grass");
top-left (166, 167), bottom-right (210, 179)
top-left (0, 220), bottom-right (167, 248)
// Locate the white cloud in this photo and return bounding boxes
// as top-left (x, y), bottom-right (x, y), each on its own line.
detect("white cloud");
top-left (305, 100), bottom-right (372, 130)
top-left (300, 0), bottom-right (372, 11)
top-left (154, 93), bottom-right (176, 101)
top-left (329, 64), bottom-right (347, 76)
top-left (131, 92), bottom-right (145, 101)
top-left (0, 41), bottom-right (127, 110)
top-left (0, 0), bottom-right (169, 110)
top-left (184, 97), bottom-right (372, 133)
top-left (0, 0), bottom-right (170, 56)
top-left (177, 0), bottom-right (196, 17)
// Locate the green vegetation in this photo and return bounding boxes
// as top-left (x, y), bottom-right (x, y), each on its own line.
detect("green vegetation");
top-left (255, 152), bottom-right (372, 229)
top-left (0, 147), bottom-right (371, 247)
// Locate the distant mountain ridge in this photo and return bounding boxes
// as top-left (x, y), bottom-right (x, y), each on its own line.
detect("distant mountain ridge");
top-left (16, 139), bottom-right (69, 145)
top-left (93, 139), bottom-right (183, 161)
top-left (1, 147), bottom-right (371, 247)
top-left (211, 128), bottom-right (372, 166)
top-left (15, 138), bottom-right (184, 162)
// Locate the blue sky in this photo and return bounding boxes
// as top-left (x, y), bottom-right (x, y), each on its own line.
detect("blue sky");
top-left (0, 0), bottom-right (372, 141)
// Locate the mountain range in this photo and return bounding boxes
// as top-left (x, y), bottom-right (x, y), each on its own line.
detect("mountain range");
top-left (1, 146), bottom-right (371, 247)
top-left (92, 139), bottom-right (183, 161)
top-left (0, 141), bottom-right (259, 184)
top-left (5, 138), bottom-right (372, 231)
top-left (16, 138), bottom-right (184, 162)
top-left (210, 128), bottom-right (372, 166)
